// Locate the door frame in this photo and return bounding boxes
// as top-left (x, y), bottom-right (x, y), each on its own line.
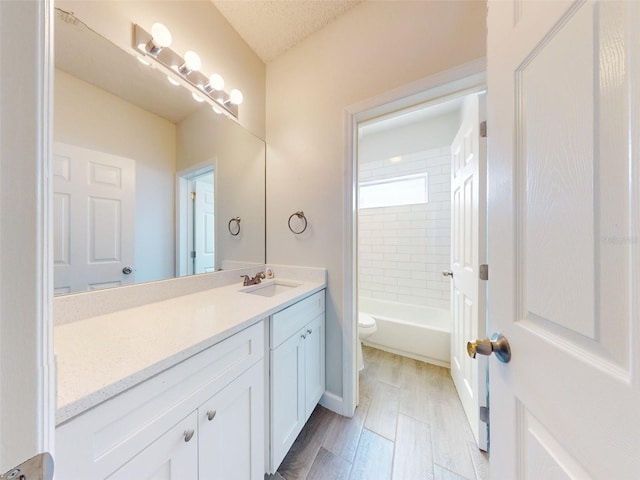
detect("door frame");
top-left (342, 59), bottom-right (487, 416)
top-left (0, 0), bottom-right (55, 470)
top-left (176, 162), bottom-right (216, 277)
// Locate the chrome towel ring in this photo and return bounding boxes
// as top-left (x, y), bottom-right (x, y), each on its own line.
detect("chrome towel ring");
top-left (228, 217), bottom-right (241, 236)
top-left (288, 211), bottom-right (308, 234)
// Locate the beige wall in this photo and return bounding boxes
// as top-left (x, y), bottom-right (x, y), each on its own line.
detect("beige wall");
top-left (176, 108), bottom-right (266, 269)
top-left (54, 69), bottom-right (176, 284)
top-left (56, 0), bottom-right (266, 138)
top-left (266, 1), bottom-right (487, 397)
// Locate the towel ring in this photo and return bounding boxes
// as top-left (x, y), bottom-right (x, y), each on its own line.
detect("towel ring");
top-left (288, 211), bottom-right (307, 234)
top-left (228, 217), bottom-right (241, 236)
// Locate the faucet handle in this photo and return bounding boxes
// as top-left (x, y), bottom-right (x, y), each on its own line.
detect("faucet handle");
top-left (240, 275), bottom-right (250, 286)
top-left (256, 272), bottom-right (266, 279)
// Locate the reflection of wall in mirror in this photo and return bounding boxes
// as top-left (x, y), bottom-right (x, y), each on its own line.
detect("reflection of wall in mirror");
top-left (177, 107), bottom-right (266, 269)
top-left (54, 69), bottom-right (176, 286)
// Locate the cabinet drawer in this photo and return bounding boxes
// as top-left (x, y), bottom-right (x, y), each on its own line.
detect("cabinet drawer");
top-left (271, 290), bottom-right (325, 349)
top-left (56, 321), bottom-right (264, 479)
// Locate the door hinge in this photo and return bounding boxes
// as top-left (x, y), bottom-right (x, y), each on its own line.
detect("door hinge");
top-left (190, 251), bottom-right (196, 259)
top-left (480, 406), bottom-right (489, 424)
top-left (191, 191), bottom-right (196, 200)
top-left (480, 121), bottom-right (487, 138)
top-left (479, 264), bottom-right (489, 280)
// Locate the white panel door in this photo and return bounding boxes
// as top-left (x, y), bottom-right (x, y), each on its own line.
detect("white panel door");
top-left (488, 1), bottom-right (640, 478)
top-left (194, 177), bottom-right (215, 274)
top-left (53, 142), bottom-right (135, 293)
top-left (450, 93), bottom-right (487, 450)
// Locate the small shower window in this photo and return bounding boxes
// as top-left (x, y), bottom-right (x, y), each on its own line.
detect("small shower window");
top-left (359, 173), bottom-right (428, 209)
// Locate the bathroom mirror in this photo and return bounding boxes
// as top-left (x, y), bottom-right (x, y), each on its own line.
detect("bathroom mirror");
top-left (53, 9), bottom-right (266, 295)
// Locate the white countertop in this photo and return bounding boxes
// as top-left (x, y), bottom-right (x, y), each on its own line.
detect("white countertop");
top-left (55, 274), bottom-right (326, 425)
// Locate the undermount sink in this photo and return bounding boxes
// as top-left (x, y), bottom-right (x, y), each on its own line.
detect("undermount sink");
top-left (241, 280), bottom-right (301, 297)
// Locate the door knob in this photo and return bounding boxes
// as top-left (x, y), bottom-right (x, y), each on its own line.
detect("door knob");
top-left (442, 270), bottom-right (453, 277)
top-left (122, 266), bottom-right (133, 275)
top-left (467, 333), bottom-right (511, 363)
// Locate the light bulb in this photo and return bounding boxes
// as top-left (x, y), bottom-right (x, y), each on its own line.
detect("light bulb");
top-left (208, 74), bottom-right (224, 91)
top-left (137, 56), bottom-right (150, 66)
top-left (212, 105), bottom-right (222, 115)
top-left (192, 92), bottom-right (205, 103)
top-left (183, 51), bottom-right (201, 72)
top-left (151, 23), bottom-right (172, 48)
top-left (229, 89), bottom-right (243, 105)
top-left (167, 76), bottom-right (180, 86)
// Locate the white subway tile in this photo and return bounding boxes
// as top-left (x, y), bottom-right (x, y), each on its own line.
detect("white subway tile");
top-left (395, 261), bottom-right (417, 271)
top-left (386, 253), bottom-right (411, 262)
top-left (410, 271), bottom-right (429, 280)
top-left (396, 277), bottom-right (414, 287)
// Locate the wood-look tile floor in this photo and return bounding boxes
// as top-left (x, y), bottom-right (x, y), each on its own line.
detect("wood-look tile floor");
top-left (266, 346), bottom-right (489, 480)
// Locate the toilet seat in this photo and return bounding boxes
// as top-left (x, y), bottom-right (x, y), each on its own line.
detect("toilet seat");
top-left (358, 313), bottom-right (376, 329)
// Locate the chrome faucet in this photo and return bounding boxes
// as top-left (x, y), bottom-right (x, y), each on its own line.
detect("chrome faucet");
top-left (241, 272), bottom-right (266, 286)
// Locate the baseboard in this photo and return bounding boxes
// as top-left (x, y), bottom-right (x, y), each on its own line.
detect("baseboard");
top-left (319, 391), bottom-right (343, 415)
top-left (362, 341), bottom-right (451, 369)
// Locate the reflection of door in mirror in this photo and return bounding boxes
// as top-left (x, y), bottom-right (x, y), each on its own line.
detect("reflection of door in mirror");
top-left (191, 171), bottom-right (215, 275)
top-left (178, 167), bottom-right (216, 276)
top-left (53, 142), bottom-right (135, 294)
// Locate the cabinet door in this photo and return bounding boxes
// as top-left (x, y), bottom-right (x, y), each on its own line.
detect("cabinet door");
top-left (270, 330), bottom-right (305, 470)
top-left (107, 412), bottom-right (198, 480)
top-left (198, 360), bottom-right (264, 480)
top-left (303, 314), bottom-right (325, 419)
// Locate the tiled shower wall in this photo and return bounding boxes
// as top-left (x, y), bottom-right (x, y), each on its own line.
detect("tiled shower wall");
top-left (358, 147), bottom-right (451, 310)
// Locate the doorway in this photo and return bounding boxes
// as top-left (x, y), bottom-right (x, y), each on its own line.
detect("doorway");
top-left (177, 165), bottom-right (216, 276)
top-left (354, 90), bottom-right (488, 451)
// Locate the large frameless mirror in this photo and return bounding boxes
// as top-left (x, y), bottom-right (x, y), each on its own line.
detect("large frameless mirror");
top-left (53, 8), bottom-right (266, 295)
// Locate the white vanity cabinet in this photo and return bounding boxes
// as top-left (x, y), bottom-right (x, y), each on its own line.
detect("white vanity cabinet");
top-left (55, 322), bottom-right (265, 480)
top-left (197, 360), bottom-right (264, 479)
top-left (107, 411), bottom-right (198, 479)
top-left (269, 290), bottom-right (325, 472)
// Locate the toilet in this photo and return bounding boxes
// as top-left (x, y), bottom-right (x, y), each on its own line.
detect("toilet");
top-left (358, 313), bottom-right (377, 371)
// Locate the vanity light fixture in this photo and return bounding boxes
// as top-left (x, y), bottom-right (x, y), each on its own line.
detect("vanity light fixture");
top-left (178, 50), bottom-right (201, 75)
top-left (137, 56), bottom-right (151, 67)
top-left (141, 22), bottom-right (172, 55)
top-left (229, 89), bottom-right (244, 106)
top-left (203, 73), bottom-right (224, 93)
top-left (133, 23), bottom-right (243, 119)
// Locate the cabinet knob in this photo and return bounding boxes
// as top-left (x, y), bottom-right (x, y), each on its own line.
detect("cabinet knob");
top-left (301, 334), bottom-right (307, 340)
top-left (307, 329), bottom-right (312, 335)
top-left (184, 429), bottom-right (195, 443)
top-left (207, 410), bottom-right (217, 421)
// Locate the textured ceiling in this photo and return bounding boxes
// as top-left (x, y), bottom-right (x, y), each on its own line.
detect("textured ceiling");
top-left (211, 1), bottom-right (364, 63)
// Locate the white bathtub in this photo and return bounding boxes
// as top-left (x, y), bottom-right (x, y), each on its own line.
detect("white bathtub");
top-left (359, 297), bottom-right (451, 368)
